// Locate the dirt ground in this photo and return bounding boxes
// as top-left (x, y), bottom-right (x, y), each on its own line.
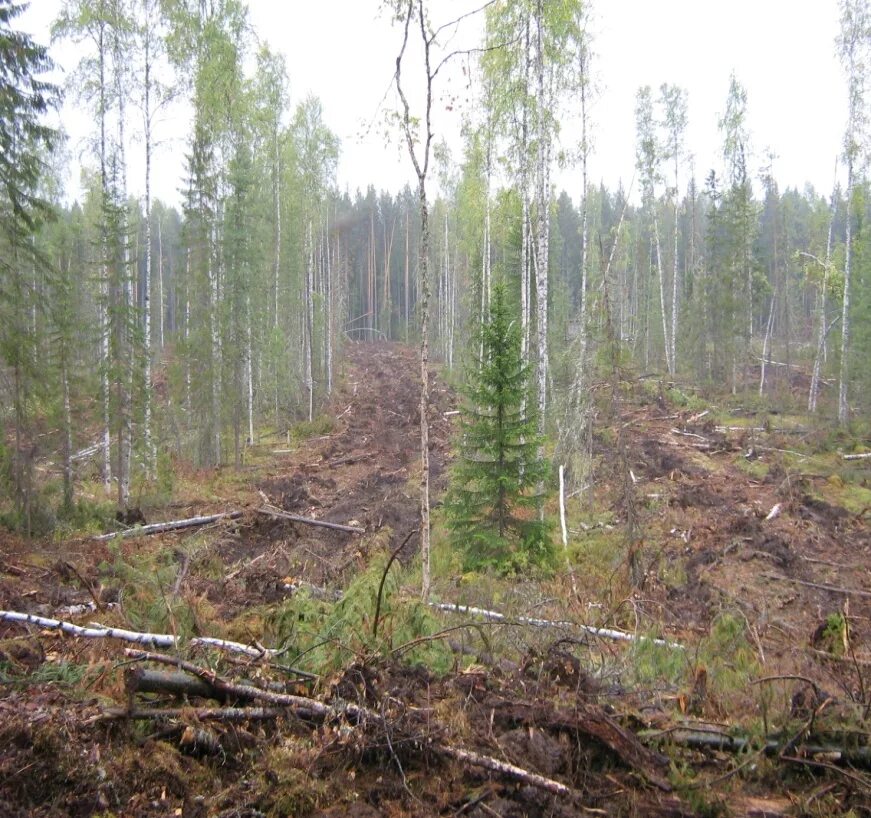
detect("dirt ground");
top-left (1, 341), bottom-right (870, 817)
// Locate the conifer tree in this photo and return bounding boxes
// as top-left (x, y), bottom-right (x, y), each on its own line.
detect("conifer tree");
top-left (447, 282), bottom-right (552, 573)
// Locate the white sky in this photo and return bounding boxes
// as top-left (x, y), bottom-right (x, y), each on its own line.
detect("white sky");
top-left (20, 0), bottom-right (846, 207)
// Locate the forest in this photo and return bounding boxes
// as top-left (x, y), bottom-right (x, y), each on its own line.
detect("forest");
top-left (2, 0), bottom-right (871, 816)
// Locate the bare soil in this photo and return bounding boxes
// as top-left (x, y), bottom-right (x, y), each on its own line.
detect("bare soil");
top-left (1, 341), bottom-right (870, 817)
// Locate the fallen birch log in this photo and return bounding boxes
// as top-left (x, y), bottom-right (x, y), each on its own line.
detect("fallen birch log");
top-left (257, 505), bottom-right (364, 534)
top-left (0, 610), bottom-right (274, 658)
top-left (431, 602), bottom-right (685, 651)
top-left (94, 511), bottom-right (243, 541)
top-left (843, 452), bottom-right (871, 461)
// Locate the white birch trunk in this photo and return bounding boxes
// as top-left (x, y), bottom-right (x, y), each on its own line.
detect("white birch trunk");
top-left (305, 220), bottom-right (315, 422)
top-left (653, 213), bottom-right (672, 375)
top-left (98, 22), bottom-right (111, 496)
top-left (114, 33), bottom-right (132, 511)
top-left (273, 125), bottom-right (281, 331)
top-left (157, 215), bottom-right (164, 350)
top-left (143, 19), bottom-right (155, 477)
top-left (670, 161), bottom-right (680, 375)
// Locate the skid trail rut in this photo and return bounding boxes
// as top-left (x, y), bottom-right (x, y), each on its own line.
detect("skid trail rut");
top-left (215, 340), bottom-right (455, 610)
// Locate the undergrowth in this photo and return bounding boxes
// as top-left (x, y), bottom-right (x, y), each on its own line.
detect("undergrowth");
top-left (270, 550), bottom-right (451, 677)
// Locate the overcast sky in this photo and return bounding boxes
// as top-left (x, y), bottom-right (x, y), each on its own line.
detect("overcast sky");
top-left (20, 0), bottom-right (846, 206)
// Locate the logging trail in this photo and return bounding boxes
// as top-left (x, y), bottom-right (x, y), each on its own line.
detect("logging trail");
top-left (1, 342), bottom-right (871, 817)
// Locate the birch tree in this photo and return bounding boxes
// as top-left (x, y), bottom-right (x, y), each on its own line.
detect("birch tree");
top-left (836, 0), bottom-right (870, 424)
top-left (635, 86), bottom-right (670, 373)
top-left (659, 84), bottom-right (687, 375)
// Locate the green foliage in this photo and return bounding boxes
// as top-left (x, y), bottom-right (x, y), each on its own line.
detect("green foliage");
top-left (446, 283), bottom-right (553, 574)
top-left (289, 414), bottom-right (335, 443)
top-left (270, 550), bottom-right (451, 676)
top-left (100, 543), bottom-right (210, 637)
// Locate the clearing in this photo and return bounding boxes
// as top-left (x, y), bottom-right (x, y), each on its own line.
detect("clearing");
top-left (1, 341), bottom-right (870, 817)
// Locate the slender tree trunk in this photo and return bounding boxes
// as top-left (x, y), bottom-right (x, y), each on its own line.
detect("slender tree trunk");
top-left (98, 21), bottom-right (112, 496)
top-left (326, 229), bottom-right (333, 395)
top-left (839, 164), bottom-right (853, 424)
top-left (670, 163), bottom-right (680, 374)
top-left (143, 23), bottom-right (155, 477)
top-left (157, 215), bottom-right (164, 350)
top-left (418, 182), bottom-right (431, 601)
top-left (114, 29), bottom-right (132, 512)
top-left (578, 42), bottom-right (589, 327)
top-left (759, 293), bottom-right (775, 397)
top-left (246, 293), bottom-right (254, 445)
top-left (809, 184), bottom-right (836, 412)
top-left (653, 213), bottom-right (671, 374)
top-left (305, 220), bottom-right (315, 422)
top-left (404, 209), bottom-right (410, 342)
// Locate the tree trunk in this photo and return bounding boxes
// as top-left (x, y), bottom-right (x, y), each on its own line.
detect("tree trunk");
top-left (839, 162), bottom-right (853, 424)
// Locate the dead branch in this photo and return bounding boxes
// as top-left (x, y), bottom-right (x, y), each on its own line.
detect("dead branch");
top-left (670, 428), bottom-right (709, 442)
top-left (94, 511), bottom-right (243, 541)
top-left (0, 609), bottom-right (274, 657)
top-left (256, 505), bottom-right (364, 534)
top-left (641, 727), bottom-right (871, 768)
top-left (95, 705), bottom-right (286, 723)
top-left (124, 649), bottom-right (374, 723)
top-left (440, 745), bottom-right (578, 799)
top-left (762, 574), bottom-right (871, 600)
top-left (843, 452), bottom-right (871, 461)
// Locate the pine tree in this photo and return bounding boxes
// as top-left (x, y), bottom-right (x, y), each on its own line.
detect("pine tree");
top-left (447, 282), bottom-right (552, 573)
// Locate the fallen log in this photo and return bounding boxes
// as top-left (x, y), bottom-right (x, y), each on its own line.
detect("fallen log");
top-left (431, 601), bottom-right (685, 650)
top-left (257, 505), bottom-right (364, 534)
top-left (124, 650), bottom-right (586, 800)
top-left (125, 667), bottom-right (221, 700)
top-left (94, 511), bottom-right (243, 541)
top-left (0, 609), bottom-right (275, 658)
top-left (843, 452), bottom-right (871, 461)
top-left (641, 726), bottom-right (871, 768)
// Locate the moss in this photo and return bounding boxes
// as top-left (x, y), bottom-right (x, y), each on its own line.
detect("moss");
top-left (735, 457), bottom-right (769, 480)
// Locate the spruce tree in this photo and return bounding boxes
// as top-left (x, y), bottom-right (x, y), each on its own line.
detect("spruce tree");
top-left (447, 282), bottom-right (552, 573)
